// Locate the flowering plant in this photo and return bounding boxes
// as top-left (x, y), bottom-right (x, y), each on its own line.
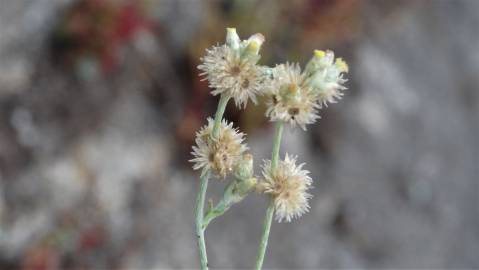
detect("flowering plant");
top-left (191, 28), bottom-right (348, 270)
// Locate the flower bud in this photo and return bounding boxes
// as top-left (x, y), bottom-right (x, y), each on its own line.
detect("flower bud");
top-left (314, 49), bottom-right (326, 58)
top-left (305, 50), bottom-right (323, 76)
top-left (223, 177), bottom-right (257, 206)
top-left (306, 51), bottom-right (348, 101)
top-left (304, 49), bottom-right (336, 77)
top-left (320, 50), bottom-right (335, 66)
top-left (335, 58), bottom-right (349, 73)
top-left (226, 28), bottom-right (240, 51)
top-left (234, 153), bottom-right (254, 181)
top-left (234, 177), bottom-right (257, 199)
top-left (248, 33), bottom-right (265, 49)
top-left (242, 33), bottom-right (264, 58)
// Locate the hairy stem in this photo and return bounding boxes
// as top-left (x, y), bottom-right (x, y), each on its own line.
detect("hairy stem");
top-left (255, 200), bottom-right (275, 270)
top-left (195, 172), bottom-right (210, 270)
top-left (194, 94), bottom-right (230, 270)
top-left (202, 199), bottom-right (228, 229)
top-left (212, 94), bottom-right (230, 139)
top-left (271, 122), bottom-right (284, 168)
top-left (255, 121), bottom-right (284, 270)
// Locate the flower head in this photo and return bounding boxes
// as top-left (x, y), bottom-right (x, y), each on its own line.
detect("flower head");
top-left (265, 63), bottom-right (320, 130)
top-left (258, 154), bottom-right (313, 222)
top-left (306, 50), bottom-right (349, 108)
top-left (190, 118), bottom-right (247, 178)
top-left (264, 50), bottom-right (349, 129)
top-left (198, 28), bottom-right (266, 108)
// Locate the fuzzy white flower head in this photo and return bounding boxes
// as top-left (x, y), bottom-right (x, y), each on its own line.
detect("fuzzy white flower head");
top-left (190, 118), bottom-right (248, 178)
top-left (306, 50), bottom-right (349, 108)
top-left (258, 154), bottom-right (313, 222)
top-left (198, 28), bottom-right (266, 108)
top-left (265, 63), bottom-right (320, 130)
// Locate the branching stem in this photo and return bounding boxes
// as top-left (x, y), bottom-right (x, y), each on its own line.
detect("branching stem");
top-left (195, 172), bottom-right (210, 270)
top-left (194, 94), bottom-right (230, 270)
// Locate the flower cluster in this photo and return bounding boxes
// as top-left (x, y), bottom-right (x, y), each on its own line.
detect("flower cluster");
top-left (192, 28), bottom-right (351, 270)
top-left (305, 50), bottom-right (349, 108)
top-left (264, 50), bottom-right (349, 130)
top-left (192, 28), bottom-right (349, 226)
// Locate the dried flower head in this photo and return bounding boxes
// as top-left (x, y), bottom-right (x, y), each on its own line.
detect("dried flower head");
top-left (265, 63), bottom-right (320, 130)
top-left (258, 154), bottom-right (313, 222)
top-left (198, 28), bottom-right (266, 108)
top-left (307, 50), bottom-right (349, 108)
top-left (190, 118), bottom-right (247, 178)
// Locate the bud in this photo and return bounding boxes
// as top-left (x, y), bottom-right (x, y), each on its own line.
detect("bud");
top-left (305, 50), bottom-right (324, 76)
top-left (226, 28), bottom-right (240, 51)
top-left (335, 58), bottom-right (349, 73)
top-left (306, 50), bottom-right (348, 96)
top-left (221, 177), bottom-right (257, 206)
top-left (242, 33), bottom-right (264, 59)
top-left (306, 50), bottom-right (336, 76)
top-left (233, 177), bottom-right (257, 201)
top-left (248, 33), bottom-right (265, 49)
top-left (234, 153), bottom-right (254, 180)
top-left (321, 50), bottom-right (335, 66)
top-left (314, 49), bottom-right (326, 58)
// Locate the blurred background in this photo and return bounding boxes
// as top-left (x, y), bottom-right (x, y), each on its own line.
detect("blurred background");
top-left (0, 0), bottom-right (478, 269)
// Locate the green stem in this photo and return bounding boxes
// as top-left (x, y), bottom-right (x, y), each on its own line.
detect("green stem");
top-left (195, 172), bottom-right (210, 270)
top-left (202, 200), bottom-right (228, 229)
top-left (255, 121), bottom-right (284, 270)
top-left (271, 122), bottom-right (284, 168)
top-left (255, 200), bottom-right (275, 270)
top-left (194, 93), bottom-right (231, 270)
top-left (212, 94), bottom-right (230, 139)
